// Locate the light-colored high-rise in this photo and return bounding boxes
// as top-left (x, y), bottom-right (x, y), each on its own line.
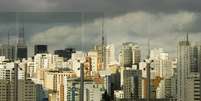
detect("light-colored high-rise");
top-left (34, 53), bottom-right (64, 70)
top-left (43, 70), bottom-right (76, 101)
top-left (177, 35), bottom-right (200, 101)
top-left (94, 44), bottom-right (107, 71)
top-left (63, 78), bottom-right (104, 101)
top-left (150, 48), bottom-right (173, 79)
top-left (105, 44), bottom-right (116, 68)
top-left (88, 51), bottom-right (98, 72)
top-left (0, 62), bottom-right (36, 101)
top-left (119, 42), bottom-right (140, 68)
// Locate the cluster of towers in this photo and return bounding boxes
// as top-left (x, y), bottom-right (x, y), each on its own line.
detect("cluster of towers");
top-left (0, 26), bottom-right (27, 61)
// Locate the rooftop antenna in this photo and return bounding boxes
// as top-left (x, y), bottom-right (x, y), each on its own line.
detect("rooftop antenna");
top-left (186, 32), bottom-right (189, 42)
top-left (147, 39), bottom-right (150, 59)
top-left (101, 13), bottom-right (105, 47)
top-left (101, 12), bottom-right (106, 70)
top-left (8, 31), bottom-right (10, 46)
top-left (81, 12), bottom-right (85, 52)
top-left (15, 12), bottom-right (19, 42)
top-left (17, 14), bottom-right (25, 44)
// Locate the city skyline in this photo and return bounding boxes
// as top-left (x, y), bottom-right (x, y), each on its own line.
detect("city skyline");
top-left (0, 1), bottom-right (201, 101)
top-left (0, 12), bottom-right (201, 58)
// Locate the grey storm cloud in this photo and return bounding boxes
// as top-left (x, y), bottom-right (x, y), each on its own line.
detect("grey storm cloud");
top-left (0, 0), bottom-right (201, 58)
top-left (29, 12), bottom-right (201, 57)
top-left (0, 0), bottom-right (201, 13)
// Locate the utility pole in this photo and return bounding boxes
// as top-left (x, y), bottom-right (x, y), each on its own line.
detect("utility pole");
top-left (80, 63), bottom-right (84, 101)
top-left (144, 40), bottom-right (153, 101)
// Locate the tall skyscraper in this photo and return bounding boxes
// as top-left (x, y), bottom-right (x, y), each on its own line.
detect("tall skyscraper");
top-left (197, 43), bottom-right (201, 101)
top-left (63, 78), bottom-right (103, 101)
top-left (177, 34), bottom-right (200, 101)
top-left (104, 71), bottom-right (121, 100)
top-left (0, 44), bottom-right (15, 60)
top-left (177, 35), bottom-right (191, 101)
top-left (194, 42), bottom-right (201, 101)
top-left (94, 44), bottom-right (107, 70)
top-left (119, 42), bottom-right (141, 68)
top-left (150, 48), bottom-right (173, 79)
top-left (0, 62), bottom-right (36, 101)
top-left (16, 27), bottom-right (28, 60)
top-left (34, 45), bottom-right (48, 55)
top-left (123, 67), bottom-right (142, 99)
top-left (43, 70), bottom-right (76, 101)
top-left (105, 44), bottom-right (116, 68)
top-left (88, 51), bottom-right (99, 72)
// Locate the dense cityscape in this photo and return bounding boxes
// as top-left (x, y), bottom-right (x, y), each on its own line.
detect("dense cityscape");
top-left (1, 0), bottom-right (201, 101)
top-left (0, 17), bottom-right (200, 101)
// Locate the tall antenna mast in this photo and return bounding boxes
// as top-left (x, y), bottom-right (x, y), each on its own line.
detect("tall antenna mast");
top-left (8, 31), bottom-right (10, 46)
top-left (101, 12), bottom-right (105, 70)
top-left (147, 39), bottom-right (150, 59)
top-left (15, 13), bottom-right (18, 33)
top-left (102, 13), bottom-right (105, 46)
top-left (81, 12), bottom-right (85, 52)
top-left (17, 14), bottom-right (25, 44)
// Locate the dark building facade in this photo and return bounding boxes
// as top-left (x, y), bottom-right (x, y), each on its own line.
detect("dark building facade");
top-left (54, 48), bottom-right (75, 61)
top-left (34, 45), bottom-right (48, 55)
top-left (16, 45), bottom-right (27, 60)
top-left (16, 27), bottom-right (27, 60)
top-left (0, 44), bottom-right (15, 60)
top-left (123, 68), bottom-right (142, 99)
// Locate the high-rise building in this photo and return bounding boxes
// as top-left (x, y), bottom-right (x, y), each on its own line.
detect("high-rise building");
top-left (132, 45), bottom-right (141, 65)
top-left (34, 45), bottom-right (48, 55)
top-left (177, 35), bottom-right (200, 101)
top-left (0, 62), bottom-right (36, 101)
top-left (114, 90), bottom-right (124, 100)
top-left (194, 42), bottom-right (201, 101)
top-left (69, 51), bottom-right (87, 77)
top-left (177, 35), bottom-right (191, 101)
top-left (34, 53), bottom-right (64, 71)
top-left (0, 44), bottom-right (15, 60)
top-left (88, 51), bottom-right (98, 72)
top-left (104, 71), bottom-right (121, 100)
top-left (35, 84), bottom-right (48, 101)
top-left (197, 42), bottom-right (201, 101)
top-left (43, 70), bottom-right (76, 101)
top-left (80, 63), bottom-right (84, 101)
top-left (16, 27), bottom-right (27, 60)
top-left (63, 78), bottom-right (104, 101)
top-left (54, 48), bottom-right (76, 61)
top-left (150, 48), bottom-right (173, 79)
top-left (156, 79), bottom-right (173, 99)
top-left (119, 42), bottom-right (141, 68)
top-left (94, 44), bottom-right (107, 70)
top-left (105, 44), bottom-right (116, 68)
top-left (169, 68), bottom-right (177, 99)
top-left (84, 57), bottom-right (92, 77)
top-left (105, 75), bottom-right (112, 98)
top-left (123, 67), bottom-right (142, 99)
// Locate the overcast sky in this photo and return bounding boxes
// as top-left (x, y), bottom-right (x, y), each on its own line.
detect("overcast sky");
top-left (0, 0), bottom-right (201, 58)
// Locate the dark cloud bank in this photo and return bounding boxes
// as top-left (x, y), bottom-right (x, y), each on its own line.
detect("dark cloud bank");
top-left (0, 0), bottom-right (201, 58)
